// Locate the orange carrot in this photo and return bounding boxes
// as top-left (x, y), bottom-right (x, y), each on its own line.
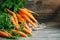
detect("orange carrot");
top-left (19, 8), bottom-right (39, 23)
top-left (11, 29), bottom-right (27, 37)
top-left (18, 31), bottom-right (27, 37)
top-left (23, 8), bottom-right (39, 16)
top-left (24, 23), bottom-right (32, 32)
top-left (4, 31), bottom-right (12, 36)
top-left (16, 14), bottom-right (32, 32)
top-left (24, 8), bottom-right (35, 13)
top-left (16, 14), bottom-right (25, 23)
top-left (10, 16), bottom-right (20, 30)
top-left (11, 16), bottom-right (32, 34)
top-left (6, 9), bottom-right (18, 25)
top-left (20, 14), bottom-right (36, 27)
top-left (0, 31), bottom-right (10, 37)
top-left (23, 28), bottom-right (32, 35)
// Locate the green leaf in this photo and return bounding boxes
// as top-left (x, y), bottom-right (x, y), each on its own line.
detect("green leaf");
top-left (13, 4), bottom-right (19, 13)
top-left (0, 13), bottom-right (14, 30)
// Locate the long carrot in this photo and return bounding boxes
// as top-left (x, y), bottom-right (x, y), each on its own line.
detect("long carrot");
top-left (20, 14), bottom-right (36, 27)
top-left (16, 14), bottom-right (32, 32)
top-left (0, 31), bottom-right (10, 37)
top-left (6, 9), bottom-right (20, 30)
top-left (11, 29), bottom-right (27, 37)
top-left (23, 28), bottom-right (32, 35)
top-left (6, 9), bottom-right (18, 25)
top-left (23, 8), bottom-right (39, 16)
top-left (19, 8), bottom-right (39, 23)
top-left (23, 8), bottom-right (35, 13)
top-left (10, 16), bottom-right (20, 30)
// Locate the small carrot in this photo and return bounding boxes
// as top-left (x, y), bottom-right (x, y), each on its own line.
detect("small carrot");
top-left (10, 16), bottom-right (20, 30)
top-left (6, 8), bottom-right (18, 25)
top-left (20, 14), bottom-right (36, 27)
top-left (18, 31), bottom-right (27, 37)
top-left (11, 29), bottom-right (27, 37)
top-left (19, 8), bottom-right (39, 23)
top-left (24, 23), bottom-right (32, 32)
top-left (23, 28), bottom-right (32, 35)
top-left (4, 31), bottom-right (12, 36)
top-left (0, 31), bottom-right (9, 37)
top-left (16, 14), bottom-right (32, 32)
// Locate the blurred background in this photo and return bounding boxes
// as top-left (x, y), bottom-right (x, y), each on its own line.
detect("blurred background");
top-left (24, 0), bottom-right (60, 27)
top-left (25, 0), bottom-right (60, 22)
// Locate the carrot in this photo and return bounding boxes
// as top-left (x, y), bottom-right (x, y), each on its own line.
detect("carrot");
top-left (19, 8), bottom-right (39, 23)
top-left (23, 28), bottom-right (32, 35)
top-left (10, 16), bottom-right (20, 30)
top-left (23, 8), bottom-right (35, 13)
top-left (20, 14), bottom-right (36, 27)
top-left (16, 14), bottom-right (25, 23)
top-left (18, 31), bottom-right (27, 37)
top-left (6, 8), bottom-right (18, 25)
top-left (23, 8), bottom-right (39, 16)
top-left (24, 23), bottom-right (32, 32)
top-left (11, 16), bottom-right (32, 35)
top-left (16, 14), bottom-right (32, 32)
top-left (4, 31), bottom-right (12, 36)
top-left (0, 31), bottom-right (10, 37)
top-left (11, 29), bottom-right (27, 37)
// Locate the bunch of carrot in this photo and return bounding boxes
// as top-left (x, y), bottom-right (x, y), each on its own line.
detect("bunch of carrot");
top-left (0, 8), bottom-right (39, 38)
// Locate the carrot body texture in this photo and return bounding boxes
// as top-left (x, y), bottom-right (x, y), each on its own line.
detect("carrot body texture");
top-left (11, 29), bottom-right (27, 37)
top-left (24, 8), bottom-right (35, 13)
top-left (4, 31), bottom-right (12, 36)
top-left (24, 23), bottom-right (32, 32)
top-left (24, 28), bottom-right (32, 35)
top-left (18, 31), bottom-right (27, 37)
top-left (16, 14), bottom-right (32, 32)
top-left (16, 14), bottom-right (25, 23)
top-left (10, 16), bottom-right (20, 30)
top-left (19, 8), bottom-right (38, 23)
top-left (0, 31), bottom-right (10, 37)
top-left (6, 9), bottom-right (18, 24)
top-left (20, 14), bottom-right (36, 27)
